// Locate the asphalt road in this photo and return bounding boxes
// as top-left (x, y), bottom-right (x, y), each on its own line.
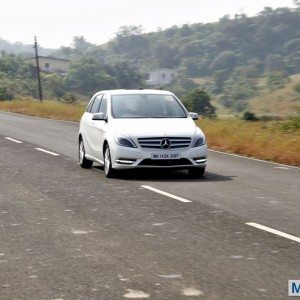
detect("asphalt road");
top-left (0, 111), bottom-right (299, 299)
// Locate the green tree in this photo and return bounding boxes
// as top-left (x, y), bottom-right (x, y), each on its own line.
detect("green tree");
top-left (72, 36), bottom-right (94, 55)
top-left (183, 89), bottom-right (216, 118)
top-left (0, 85), bottom-right (13, 100)
top-left (103, 61), bottom-right (144, 89)
top-left (65, 58), bottom-right (116, 94)
top-left (42, 73), bottom-right (65, 98)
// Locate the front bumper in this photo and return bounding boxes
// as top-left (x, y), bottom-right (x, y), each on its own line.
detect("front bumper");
top-left (110, 143), bottom-right (207, 170)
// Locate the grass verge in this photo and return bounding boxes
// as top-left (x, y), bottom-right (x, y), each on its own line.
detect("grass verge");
top-left (0, 98), bottom-right (86, 122)
top-left (0, 99), bottom-right (299, 166)
top-left (198, 118), bottom-right (299, 166)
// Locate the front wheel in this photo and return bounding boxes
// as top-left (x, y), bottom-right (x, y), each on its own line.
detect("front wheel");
top-left (188, 167), bottom-right (205, 178)
top-left (104, 144), bottom-right (116, 178)
top-left (79, 138), bottom-right (93, 169)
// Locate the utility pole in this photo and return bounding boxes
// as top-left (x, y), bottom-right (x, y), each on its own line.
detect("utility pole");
top-left (34, 36), bottom-right (43, 102)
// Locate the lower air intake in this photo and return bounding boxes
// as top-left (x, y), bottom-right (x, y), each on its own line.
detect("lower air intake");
top-left (139, 158), bottom-right (192, 166)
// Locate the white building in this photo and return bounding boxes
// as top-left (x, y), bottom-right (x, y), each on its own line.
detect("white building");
top-left (146, 68), bottom-right (176, 86)
top-left (26, 56), bottom-right (70, 75)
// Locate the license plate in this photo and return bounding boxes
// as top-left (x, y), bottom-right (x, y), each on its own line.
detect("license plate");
top-left (151, 153), bottom-right (181, 160)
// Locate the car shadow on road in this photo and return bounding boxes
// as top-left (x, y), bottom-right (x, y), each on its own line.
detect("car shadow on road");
top-left (93, 166), bottom-right (235, 182)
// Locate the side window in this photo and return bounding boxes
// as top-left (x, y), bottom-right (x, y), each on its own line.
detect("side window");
top-left (98, 95), bottom-right (107, 117)
top-left (90, 95), bottom-right (103, 114)
top-left (86, 96), bottom-right (96, 112)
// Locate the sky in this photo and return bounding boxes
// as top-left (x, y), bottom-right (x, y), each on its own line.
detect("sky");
top-left (0, 0), bottom-right (296, 49)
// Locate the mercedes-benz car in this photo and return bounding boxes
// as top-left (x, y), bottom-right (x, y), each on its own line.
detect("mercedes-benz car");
top-left (78, 90), bottom-right (207, 178)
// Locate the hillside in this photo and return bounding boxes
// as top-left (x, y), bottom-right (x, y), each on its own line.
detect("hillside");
top-left (53, 6), bottom-right (300, 114)
top-left (49, 7), bottom-right (300, 77)
top-left (248, 74), bottom-right (300, 117)
top-left (102, 7), bottom-right (300, 76)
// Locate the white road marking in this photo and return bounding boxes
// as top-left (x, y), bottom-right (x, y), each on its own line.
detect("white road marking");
top-left (158, 274), bottom-right (182, 279)
top-left (72, 230), bottom-right (93, 235)
top-left (246, 222), bottom-right (300, 243)
top-left (182, 287), bottom-right (203, 296)
top-left (123, 289), bottom-right (150, 298)
top-left (4, 137), bottom-right (22, 143)
top-left (208, 149), bottom-right (299, 170)
top-left (35, 148), bottom-right (59, 156)
top-left (141, 185), bottom-right (191, 203)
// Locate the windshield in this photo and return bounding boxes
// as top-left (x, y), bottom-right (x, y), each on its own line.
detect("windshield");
top-left (111, 94), bottom-right (187, 118)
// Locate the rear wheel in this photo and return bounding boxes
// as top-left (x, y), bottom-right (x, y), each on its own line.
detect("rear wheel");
top-left (104, 144), bottom-right (116, 178)
top-left (79, 138), bottom-right (93, 169)
top-left (188, 167), bottom-right (205, 178)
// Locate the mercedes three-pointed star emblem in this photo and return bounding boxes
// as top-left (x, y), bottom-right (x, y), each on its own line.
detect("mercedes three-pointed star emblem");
top-left (160, 138), bottom-right (171, 149)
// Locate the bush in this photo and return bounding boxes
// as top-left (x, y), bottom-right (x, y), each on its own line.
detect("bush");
top-left (242, 111), bottom-right (258, 121)
top-left (260, 115), bottom-right (282, 121)
top-left (279, 116), bottom-right (300, 133)
top-left (61, 93), bottom-right (77, 104)
top-left (0, 86), bottom-right (13, 100)
top-left (293, 82), bottom-right (300, 93)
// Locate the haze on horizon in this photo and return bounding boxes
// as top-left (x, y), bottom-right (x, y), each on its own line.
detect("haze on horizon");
top-left (0, 0), bottom-right (296, 49)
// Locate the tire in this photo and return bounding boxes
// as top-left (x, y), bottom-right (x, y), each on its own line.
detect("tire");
top-left (188, 167), bottom-right (205, 178)
top-left (104, 144), bottom-right (116, 178)
top-left (79, 138), bottom-right (93, 169)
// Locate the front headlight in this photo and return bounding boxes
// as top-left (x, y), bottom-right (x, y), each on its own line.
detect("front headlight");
top-left (192, 135), bottom-right (206, 147)
top-left (115, 136), bottom-right (137, 148)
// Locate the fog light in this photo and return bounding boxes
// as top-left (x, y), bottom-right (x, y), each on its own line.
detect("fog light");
top-left (193, 156), bottom-right (207, 164)
top-left (115, 158), bottom-right (137, 165)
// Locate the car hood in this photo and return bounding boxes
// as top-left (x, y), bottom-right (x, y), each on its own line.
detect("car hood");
top-left (110, 118), bottom-right (201, 137)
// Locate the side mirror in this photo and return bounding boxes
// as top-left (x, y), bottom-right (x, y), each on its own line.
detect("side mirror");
top-left (189, 112), bottom-right (199, 120)
top-left (92, 112), bottom-right (107, 121)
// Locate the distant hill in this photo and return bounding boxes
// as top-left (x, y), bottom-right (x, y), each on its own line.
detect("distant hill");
top-left (101, 6), bottom-right (300, 77)
top-left (3, 6), bottom-right (300, 77)
top-left (0, 37), bottom-right (55, 56)
top-left (51, 6), bottom-right (300, 77)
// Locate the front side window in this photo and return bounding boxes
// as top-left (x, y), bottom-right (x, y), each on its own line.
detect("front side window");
top-left (90, 95), bottom-right (102, 114)
top-left (86, 97), bottom-right (95, 112)
top-left (98, 95), bottom-right (107, 117)
top-left (111, 94), bottom-right (187, 119)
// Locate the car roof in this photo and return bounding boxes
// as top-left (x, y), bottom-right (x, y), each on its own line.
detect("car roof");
top-left (95, 89), bottom-right (174, 96)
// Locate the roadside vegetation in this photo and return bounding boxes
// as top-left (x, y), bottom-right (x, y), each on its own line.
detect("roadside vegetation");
top-left (0, 98), bottom-right (85, 122)
top-left (198, 117), bottom-right (300, 166)
top-left (0, 98), bottom-right (299, 166)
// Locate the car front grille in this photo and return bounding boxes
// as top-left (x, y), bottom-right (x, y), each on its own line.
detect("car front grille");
top-left (137, 137), bottom-right (191, 150)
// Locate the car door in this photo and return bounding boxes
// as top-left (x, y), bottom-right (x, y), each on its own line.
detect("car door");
top-left (84, 94), bottom-right (103, 157)
top-left (80, 96), bottom-right (96, 155)
top-left (89, 94), bottom-right (108, 162)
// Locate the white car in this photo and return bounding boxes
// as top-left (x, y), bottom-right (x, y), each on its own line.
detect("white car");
top-left (78, 90), bottom-right (207, 178)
